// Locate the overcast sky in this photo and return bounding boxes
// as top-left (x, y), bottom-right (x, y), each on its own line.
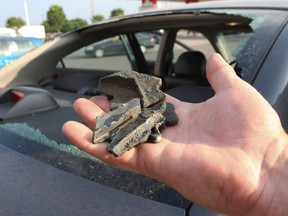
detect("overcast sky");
top-left (0, 0), bottom-right (143, 27)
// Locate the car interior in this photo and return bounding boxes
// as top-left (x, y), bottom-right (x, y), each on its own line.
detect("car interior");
top-left (0, 8), bottom-right (284, 215)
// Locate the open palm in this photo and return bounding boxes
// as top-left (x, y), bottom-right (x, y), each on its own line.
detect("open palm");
top-left (62, 54), bottom-right (287, 215)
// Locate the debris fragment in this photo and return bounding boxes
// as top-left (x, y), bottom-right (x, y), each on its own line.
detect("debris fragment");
top-left (97, 70), bottom-right (165, 110)
top-left (92, 70), bottom-right (178, 157)
top-left (163, 103), bottom-right (179, 126)
top-left (107, 110), bottom-right (165, 157)
top-left (93, 98), bottom-right (141, 143)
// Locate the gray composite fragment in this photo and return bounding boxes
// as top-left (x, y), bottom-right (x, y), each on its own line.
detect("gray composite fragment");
top-left (107, 111), bottom-right (165, 157)
top-left (163, 103), bottom-right (179, 126)
top-left (97, 70), bottom-right (165, 110)
top-left (93, 98), bottom-right (141, 143)
top-left (92, 70), bottom-right (179, 157)
top-left (147, 123), bottom-right (163, 143)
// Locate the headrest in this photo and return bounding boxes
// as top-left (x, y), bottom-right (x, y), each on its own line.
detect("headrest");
top-left (174, 51), bottom-right (206, 78)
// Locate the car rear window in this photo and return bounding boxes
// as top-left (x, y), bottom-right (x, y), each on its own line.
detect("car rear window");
top-left (211, 9), bottom-right (288, 82)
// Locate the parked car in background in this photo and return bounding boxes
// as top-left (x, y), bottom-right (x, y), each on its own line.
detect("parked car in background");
top-left (141, 31), bottom-right (162, 44)
top-left (0, 36), bottom-right (43, 67)
top-left (84, 33), bottom-right (156, 57)
top-left (1, 0), bottom-right (288, 215)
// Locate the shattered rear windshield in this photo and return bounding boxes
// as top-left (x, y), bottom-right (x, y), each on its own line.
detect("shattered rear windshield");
top-left (210, 9), bottom-right (288, 82)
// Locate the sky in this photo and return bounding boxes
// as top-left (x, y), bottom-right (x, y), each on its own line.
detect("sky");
top-left (1, 0), bottom-right (186, 27)
top-left (0, 0), bottom-right (141, 27)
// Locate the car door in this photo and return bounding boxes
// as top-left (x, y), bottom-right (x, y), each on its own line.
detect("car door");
top-left (104, 36), bottom-right (126, 56)
top-left (252, 22), bottom-right (288, 130)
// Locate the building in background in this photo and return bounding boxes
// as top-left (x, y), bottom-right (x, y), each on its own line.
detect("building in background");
top-left (140, 0), bottom-right (222, 11)
top-left (0, 27), bottom-right (17, 37)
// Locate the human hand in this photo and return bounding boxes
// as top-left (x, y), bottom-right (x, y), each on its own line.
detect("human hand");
top-left (62, 53), bottom-right (288, 215)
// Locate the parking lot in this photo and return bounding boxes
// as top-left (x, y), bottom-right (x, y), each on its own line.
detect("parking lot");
top-left (62, 37), bottom-right (215, 70)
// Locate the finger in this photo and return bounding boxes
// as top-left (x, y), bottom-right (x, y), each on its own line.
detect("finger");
top-left (62, 120), bottom-right (95, 151)
top-left (90, 96), bottom-right (111, 113)
top-left (62, 120), bottom-right (113, 158)
top-left (165, 94), bottom-right (181, 104)
top-left (73, 98), bottom-right (105, 128)
top-left (206, 53), bottom-right (240, 93)
top-left (62, 120), bottom-right (144, 170)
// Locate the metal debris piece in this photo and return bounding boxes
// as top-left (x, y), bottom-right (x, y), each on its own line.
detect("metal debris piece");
top-left (97, 70), bottom-right (165, 110)
top-left (163, 103), bottom-right (179, 126)
top-left (93, 98), bottom-right (141, 143)
top-left (92, 71), bottom-right (179, 157)
top-left (107, 110), bottom-right (165, 157)
top-left (147, 123), bottom-right (164, 143)
top-left (147, 101), bottom-right (179, 126)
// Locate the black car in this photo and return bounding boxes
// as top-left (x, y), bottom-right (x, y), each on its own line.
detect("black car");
top-left (84, 33), bottom-right (156, 57)
top-left (1, 0), bottom-right (288, 215)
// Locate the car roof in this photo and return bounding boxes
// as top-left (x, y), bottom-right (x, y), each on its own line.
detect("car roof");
top-left (174, 0), bottom-right (288, 10)
top-left (151, 0), bottom-right (288, 11)
top-left (71, 0), bottom-right (288, 34)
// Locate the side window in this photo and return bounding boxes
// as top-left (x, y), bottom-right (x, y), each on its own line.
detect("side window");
top-left (173, 30), bottom-right (215, 63)
top-left (215, 31), bottom-right (253, 63)
top-left (135, 31), bottom-right (162, 62)
top-left (62, 35), bottom-right (133, 71)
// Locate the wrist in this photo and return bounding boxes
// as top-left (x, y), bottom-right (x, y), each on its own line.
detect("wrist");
top-left (249, 132), bottom-right (288, 216)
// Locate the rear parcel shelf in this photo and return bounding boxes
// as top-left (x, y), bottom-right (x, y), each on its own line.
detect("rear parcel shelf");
top-left (0, 86), bottom-right (59, 120)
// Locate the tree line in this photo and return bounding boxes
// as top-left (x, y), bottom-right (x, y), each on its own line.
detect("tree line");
top-left (5, 5), bottom-right (124, 33)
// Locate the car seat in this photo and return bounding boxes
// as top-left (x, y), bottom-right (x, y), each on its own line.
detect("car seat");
top-left (164, 51), bottom-right (215, 103)
top-left (164, 50), bottom-right (209, 90)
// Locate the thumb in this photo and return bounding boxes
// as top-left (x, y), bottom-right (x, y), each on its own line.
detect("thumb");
top-left (206, 53), bottom-right (240, 93)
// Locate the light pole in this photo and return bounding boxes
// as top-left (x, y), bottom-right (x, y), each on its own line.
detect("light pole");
top-left (90, 0), bottom-right (95, 19)
top-left (23, 0), bottom-right (30, 26)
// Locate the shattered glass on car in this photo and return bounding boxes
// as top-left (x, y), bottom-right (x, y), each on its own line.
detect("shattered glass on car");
top-left (212, 10), bottom-right (288, 82)
top-left (0, 7), bottom-right (287, 211)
